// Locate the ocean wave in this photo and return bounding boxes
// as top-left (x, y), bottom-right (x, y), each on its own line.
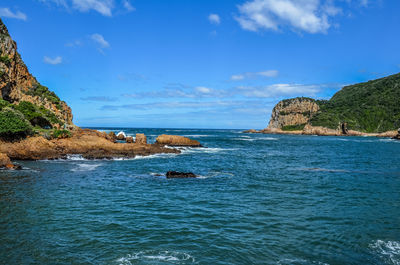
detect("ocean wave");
top-left (178, 147), bottom-right (235, 154)
top-left (182, 134), bottom-right (212, 138)
top-left (277, 258), bottom-right (329, 265)
top-left (71, 163), bottom-right (102, 172)
top-left (117, 250), bottom-right (196, 265)
top-left (296, 167), bottom-right (350, 173)
top-left (369, 240), bottom-right (400, 265)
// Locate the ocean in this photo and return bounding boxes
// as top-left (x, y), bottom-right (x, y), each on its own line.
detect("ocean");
top-left (1, 128), bottom-right (400, 265)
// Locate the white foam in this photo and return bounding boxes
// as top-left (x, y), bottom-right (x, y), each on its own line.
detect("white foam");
top-left (178, 146), bottom-right (235, 154)
top-left (297, 167), bottom-right (349, 173)
top-left (71, 163), bottom-right (102, 172)
top-left (117, 131), bottom-right (126, 138)
top-left (277, 258), bottom-right (329, 265)
top-left (117, 250), bottom-right (195, 265)
top-left (370, 240), bottom-right (400, 265)
top-left (183, 134), bottom-right (212, 138)
top-left (66, 154), bottom-right (86, 160)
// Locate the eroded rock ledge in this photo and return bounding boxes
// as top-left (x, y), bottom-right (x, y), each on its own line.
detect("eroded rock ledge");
top-left (0, 129), bottom-right (182, 161)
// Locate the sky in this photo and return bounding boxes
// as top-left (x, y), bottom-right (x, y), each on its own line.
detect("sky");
top-left (0, 0), bottom-right (399, 129)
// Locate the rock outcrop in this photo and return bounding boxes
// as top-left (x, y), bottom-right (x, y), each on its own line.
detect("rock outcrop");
top-left (116, 131), bottom-right (126, 140)
top-left (0, 129), bottom-right (180, 160)
top-left (156, 134), bottom-right (201, 147)
top-left (135, 133), bottom-right (147, 144)
top-left (267, 97), bottom-right (319, 130)
top-left (0, 19), bottom-right (73, 126)
top-left (126, 136), bottom-right (134, 143)
top-left (166, 171), bottom-right (198, 179)
top-left (0, 153), bottom-right (20, 169)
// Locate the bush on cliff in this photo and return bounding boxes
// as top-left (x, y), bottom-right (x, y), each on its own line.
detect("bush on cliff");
top-left (0, 98), bottom-right (10, 110)
top-left (310, 73), bottom-right (400, 133)
top-left (51, 129), bottom-right (71, 139)
top-left (0, 107), bottom-right (32, 139)
top-left (25, 84), bottom-right (63, 110)
top-left (14, 101), bottom-right (62, 128)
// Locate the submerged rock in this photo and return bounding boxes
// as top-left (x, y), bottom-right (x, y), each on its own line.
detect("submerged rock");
top-left (156, 134), bottom-right (201, 147)
top-left (166, 171), bottom-right (198, 179)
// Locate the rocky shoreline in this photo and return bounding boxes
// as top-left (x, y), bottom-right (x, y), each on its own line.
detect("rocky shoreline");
top-left (244, 125), bottom-right (399, 138)
top-left (0, 128), bottom-right (201, 169)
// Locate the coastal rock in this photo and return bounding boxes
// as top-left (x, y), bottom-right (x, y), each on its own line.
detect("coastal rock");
top-left (126, 136), bottom-right (134, 143)
top-left (108, 131), bottom-right (117, 142)
top-left (135, 133), bottom-right (147, 144)
top-left (267, 97), bottom-right (319, 130)
top-left (0, 152), bottom-right (20, 169)
top-left (166, 171), bottom-right (198, 179)
top-left (0, 129), bottom-right (180, 160)
top-left (156, 134), bottom-right (201, 147)
top-left (0, 18), bottom-right (73, 126)
top-left (116, 131), bottom-right (126, 141)
top-left (243, 129), bottom-right (259, 133)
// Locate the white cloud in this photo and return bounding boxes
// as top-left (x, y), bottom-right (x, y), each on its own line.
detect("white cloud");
top-left (237, 83), bottom-right (320, 97)
top-left (72, 0), bottom-right (114, 16)
top-left (91, 33), bottom-right (110, 48)
top-left (208, 13), bottom-right (221, 25)
top-left (231, 69), bottom-right (279, 80)
top-left (0, 8), bottom-right (27, 21)
top-left (195, 86), bottom-right (212, 94)
top-left (235, 0), bottom-right (339, 34)
top-left (122, 0), bottom-right (135, 12)
top-left (43, 56), bottom-right (63, 65)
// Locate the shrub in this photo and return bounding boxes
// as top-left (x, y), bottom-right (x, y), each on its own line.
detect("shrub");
top-left (0, 107), bottom-right (32, 139)
top-left (25, 84), bottom-right (62, 110)
top-left (0, 55), bottom-right (11, 66)
top-left (0, 98), bottom-right (10, 110)
top-left (14, 101), bottom-right (62, 128)
top-left (51, 129), bottom-right (71, 139)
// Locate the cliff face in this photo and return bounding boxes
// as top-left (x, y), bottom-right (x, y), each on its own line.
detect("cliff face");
top-left (267, 97), bottom-right (320, 129)
top-left (0, 19), bottom-right (73, 125)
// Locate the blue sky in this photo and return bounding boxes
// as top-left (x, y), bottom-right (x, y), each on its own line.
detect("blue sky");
top-left (1, 0), bottom-right (399, 129)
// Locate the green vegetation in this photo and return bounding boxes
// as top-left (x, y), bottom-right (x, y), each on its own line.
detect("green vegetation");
top-left (0, 107), bottom-right (32, 139)
top-left (51, 129), bottom-right (71, 139)
top-left (0, 55), bottom-right (11, 66)
top-left (310, 73), bottom-right (400, 132)
top-left (25, 83), bottom-right (63, 110)
top-left (282, 124), bottom-right (306, 131)
top-left (13, 101), bottom-right (62, 127)
top-left (0, 98), bottom-right (10, 110)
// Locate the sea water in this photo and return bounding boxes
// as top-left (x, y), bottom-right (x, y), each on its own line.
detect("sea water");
top-left (1, 128), bottom-right (399, 265)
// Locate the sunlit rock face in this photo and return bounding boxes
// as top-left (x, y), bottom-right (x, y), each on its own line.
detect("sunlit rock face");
top-left (267, 97), bottom-right (320, 129)
top-left (0, 18), bottom-right (73, 125)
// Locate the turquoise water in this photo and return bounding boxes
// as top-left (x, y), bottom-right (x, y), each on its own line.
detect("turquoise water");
top-left (1, 128), bottom-right (400, 265)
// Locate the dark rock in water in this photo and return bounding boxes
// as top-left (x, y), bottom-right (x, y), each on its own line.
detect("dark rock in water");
top-left (166, 171), bottom-right (198, 179)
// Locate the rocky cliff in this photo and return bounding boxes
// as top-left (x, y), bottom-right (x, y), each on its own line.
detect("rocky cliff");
top-left (0, 18), bottom-right (73, 125)
top-left (267, 97), bottom-right (319, 130)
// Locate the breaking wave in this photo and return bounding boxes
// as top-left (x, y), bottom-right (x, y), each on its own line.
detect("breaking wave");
top-left (369, 240), bottom-right (400, 265)
top-left (117, 250), bottom-right (196, 265)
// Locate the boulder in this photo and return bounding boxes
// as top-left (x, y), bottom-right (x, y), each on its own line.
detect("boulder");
top-left (156, 134), bottom-right (201, 147)
top-left (126, 136), bottom-right (134, 143)
top-left (243, 129), bottom-right (258, 133)
top-left (393, 128), bottom-right (400, 140)
top-left (108, 131), bottom-right (117, 142)
top-left (116, 131), bottom-right (126, 141)
top-left (135, 133), bottom-right (147, 144)
top-left (0, 153), bottom-right (20, 170)
top-left (166, 171), bottom-right (198, 179)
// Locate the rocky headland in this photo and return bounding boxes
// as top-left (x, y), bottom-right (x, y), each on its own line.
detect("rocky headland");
top-left (0, 18), bottom-right (202, 169)
top-left (246, 73), bottom-right (400, 138)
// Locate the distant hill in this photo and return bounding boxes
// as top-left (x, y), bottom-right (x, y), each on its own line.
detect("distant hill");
top-left (267, 73), bottom-right (400, 133)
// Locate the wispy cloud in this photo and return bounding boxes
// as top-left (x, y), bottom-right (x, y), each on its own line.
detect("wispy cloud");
top-left (39, 0), bottom-right (135, 16)
top-left (0, 8), bottom-right (27, 21)
top-left (208, 13), bottom-right (221, 25)
top-left (43, 56), bottom-right (63, 65)
top-left (235, 0), bottom-right (340, 34)
top-left (90, 33), bottom-right (110, 52)
top-left (81, 96), bottom-right (117, 102)
top-left (231, 70), bottom-right (279, 81)
top-left (122, 0), bottom-right (135, 12)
